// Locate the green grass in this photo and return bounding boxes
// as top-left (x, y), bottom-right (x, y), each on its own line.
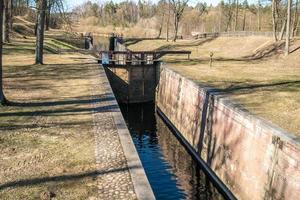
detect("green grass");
top-left (47, 39), bottom-right (78, 50)
top-left (3, 37), bottom-right (81, 55)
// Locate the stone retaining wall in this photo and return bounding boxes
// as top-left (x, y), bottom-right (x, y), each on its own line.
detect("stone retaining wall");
top-left (156, 66), bottom-right (300, 200)
top-left (105, 64), bottom-right (158, 103)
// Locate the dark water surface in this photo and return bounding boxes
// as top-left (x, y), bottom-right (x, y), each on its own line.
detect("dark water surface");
top-left (119, 103), bottom-right (224, 200)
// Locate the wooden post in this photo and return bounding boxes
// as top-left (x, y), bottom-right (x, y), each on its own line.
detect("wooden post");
top-left (126, 52), bottom-right (132, 66)
top-left (209, 52), bottom-right (214, 67)
top-left (141, 53), bottom-right (145, 102)
top-left (127, 65), bottom-right (131, 104)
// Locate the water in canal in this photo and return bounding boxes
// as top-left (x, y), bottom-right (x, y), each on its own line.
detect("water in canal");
top-left (93, 36), bottom-right (224, 199)
top-left (119, 103), bottom-right (224, 200)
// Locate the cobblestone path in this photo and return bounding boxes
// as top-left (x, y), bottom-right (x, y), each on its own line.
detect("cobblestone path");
top-left (89, 64), bottom-right (137, 200)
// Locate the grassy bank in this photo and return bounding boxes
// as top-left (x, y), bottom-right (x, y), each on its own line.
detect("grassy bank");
top-left (126, 37), bottom-right (300, 137)
top-left (0, 30), bottom-right (99, 199)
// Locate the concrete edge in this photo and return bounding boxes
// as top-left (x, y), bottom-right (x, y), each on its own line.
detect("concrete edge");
top-left (160, 65), bottom-right (300, 147)
top-left (100, 64), bottom-right (156, 200)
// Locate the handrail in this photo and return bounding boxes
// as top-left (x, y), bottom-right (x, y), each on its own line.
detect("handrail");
top-left (99, 50), bottom-right (191, 54)
top-left (98, 50), bottom-right (191, 66)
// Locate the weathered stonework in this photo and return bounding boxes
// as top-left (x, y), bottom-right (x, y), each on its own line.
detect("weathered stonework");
top-left (156, 66), bottom-right (300, 200)
top-left (105, 64), bottom-right (159, 103)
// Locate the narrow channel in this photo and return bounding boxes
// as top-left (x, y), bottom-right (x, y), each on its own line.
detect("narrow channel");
top-left (119, 102), bottom-right (224, 200)
top-left (94, 36), bottom-right (225, 200)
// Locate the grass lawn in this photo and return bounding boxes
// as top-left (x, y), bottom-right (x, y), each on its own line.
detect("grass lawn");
top-left (126, 37), bottom-right (300, 137)
top-left (0, 32), bottom-right (100, 199)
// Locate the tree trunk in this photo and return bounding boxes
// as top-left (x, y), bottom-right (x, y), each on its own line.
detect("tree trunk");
top-left (272, 0), bottom-right (278, 41)
top-left (157, 18), bottom-right (163, 39)
top-left (279, 19), bottom-right (286, 40)
top-left (242, 7), bottom-right (246, 31)
top-left (0, 0), bottom-right (7, 105)
top-left (285, 0), bottom-right (292, 56)
top-left (35, 0), bottom-right (47, 64)
top-left (2, 0), bottom-right (6, 43)
top-left (45, 1), bottom-right (53, 31)
top-left (4, 0), bottom-right (10, 42)
top-left (173, 15), bottom-right (178, 42)
top-left (157, 10), bottom-right (165, 39)
top-left (294, 17), bottom-right (300, 36)
top-left (219, 3), bottom-right (222, 32)
top-left (34, 14), bottom-right (38, 36)
top-left (234, 0), bottom-right (239, 31)
top-left (225, 0), bottom-right (233, 32)
top-left (166, 1), bottom-right (170, 42)
top-left (292, 0), bottom-right (299, 36)
top-left (45, 11), bottom-right (50, 31)
top-left (257, 0), bottom-right (261, 31)
top-left (9, 0), bottom-right (12, 37)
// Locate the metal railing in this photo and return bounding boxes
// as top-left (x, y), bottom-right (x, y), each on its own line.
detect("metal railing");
top-left (193, 31), bottom-right (274, 39)
top-left (99, 50), bottom-right (191, 66)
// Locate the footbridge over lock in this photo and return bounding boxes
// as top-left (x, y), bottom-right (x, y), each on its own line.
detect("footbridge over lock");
top-left (99, 49), bottom-right (191, 103)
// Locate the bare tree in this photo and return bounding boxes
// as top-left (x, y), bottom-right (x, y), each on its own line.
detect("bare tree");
top-left (225, 0), bottom-right (234, 31)
top-left (0, 0), bottom-right (7, 105)
top-left (170, 0), bottom-right (189, 42)
top-left (35, 0), bottom-right (47, 64)
top-left (219, 1), bottom-right (224, 32)
top-left (45, 0), bottom-right (54, 31)
top-left (9, 0), bottom-right (12, 39)
top-left (234, 0), bottom-right (239, 31)
top-left (3, 0), bottom-right (10, 42)
top-left (242, 0), bottom-right (248, 31)
top-left (292, 0), bottom-right (299, 36)
top-left (166, 0), bottom-right (171, 41)
top-left (285, 0), bottom-right (292, 56)
top-left (257, 0), bottom-right (261, 31)
top-left (4, 0), bottom-right (12, 43)
top-left (279, 19), bottom-right (287, 40)
top-left (272, 0), bottom-right (278, 41)
top-left (156, 0), bottom-right (167, 38)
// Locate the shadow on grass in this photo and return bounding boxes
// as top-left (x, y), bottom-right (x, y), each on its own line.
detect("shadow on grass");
top-left (9, 96), bottom-right (115, 107)
top-left (219, 80), bottom-right (300, 95)
top-left (124, 37), bottom-right (165, 47)
top-left (0, 103), bottom-right (119, 117)
top-left (0, 165), bottom-right (140, 190)
top-left (3, 48), bottom-right (35, 55)
top-left (155, 37), bottom-right (218, 51)
top-left (0, 120), bottom-right (94, 131)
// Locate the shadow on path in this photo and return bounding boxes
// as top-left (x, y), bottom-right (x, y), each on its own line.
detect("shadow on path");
top-left (0, 165), bottom-right (140, 190)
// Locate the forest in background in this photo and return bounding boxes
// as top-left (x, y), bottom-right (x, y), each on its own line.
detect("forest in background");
top-left (73, 0), bottom-right (299, 41)
top-left (2, 0), bottom-right (299, 41)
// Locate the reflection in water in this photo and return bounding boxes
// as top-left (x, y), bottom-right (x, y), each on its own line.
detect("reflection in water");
top-left (119, 103), bottom-right (223, 200)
